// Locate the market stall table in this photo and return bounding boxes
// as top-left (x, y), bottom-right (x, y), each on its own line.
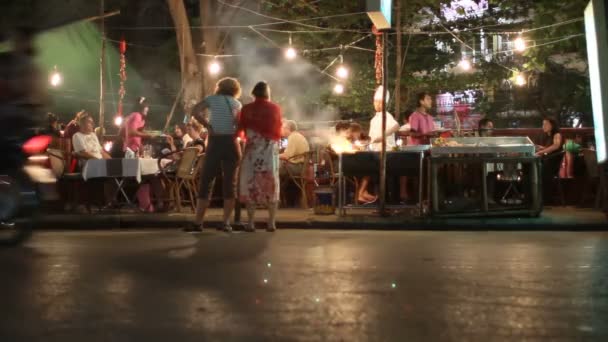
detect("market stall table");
top-left (337, 145), bottom-right (431, 216)
top-left (82, 158), bottom-right (161, 205)
top-left (429, 136), bottom-right (542, 217)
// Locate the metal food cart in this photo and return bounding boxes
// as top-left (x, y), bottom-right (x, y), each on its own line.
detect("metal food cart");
top-left (337, 145), bottom-right (431, 216)
top-left (429, 136), bottom-right (542, 217)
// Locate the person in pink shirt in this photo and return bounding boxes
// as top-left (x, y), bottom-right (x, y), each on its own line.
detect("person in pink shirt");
top-left (408, 92), bottom-right (436, 145)
top-left (124, 97), bottom-right (153, 153)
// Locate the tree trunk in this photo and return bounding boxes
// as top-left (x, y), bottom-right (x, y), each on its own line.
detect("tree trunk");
top-left (167, 0), bottom-right (203, 114)
top-left (394, 0), bottom-right (402, 122)
top-left (200, 0), bottom-right (221, 96)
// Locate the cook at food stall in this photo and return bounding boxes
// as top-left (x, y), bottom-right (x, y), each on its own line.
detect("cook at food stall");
top-left (368, 87), bottom-right (400, 152)
top-left (409, 92), bottom-right (435, 145)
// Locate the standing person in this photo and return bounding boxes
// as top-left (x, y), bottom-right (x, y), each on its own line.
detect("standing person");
top-left (368, 88), bottom-right (400, 152)
top-left (409, 92), bottom-right (436, 145)
top-left (184, 77), bottom-right (243, 233)
top-left (238, 82), bottom-right (282, 232)
top-left (124, 97), bottom-right (153, 154)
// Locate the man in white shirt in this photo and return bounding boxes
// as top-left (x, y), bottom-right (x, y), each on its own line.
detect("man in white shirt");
top-left (72, 114), bottom-right (110, 162)
top-left (369, 90), bottom-right (400, 152)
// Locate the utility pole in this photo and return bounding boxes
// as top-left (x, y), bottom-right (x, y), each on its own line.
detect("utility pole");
top-left (99, 0), bottom-right (106, 132)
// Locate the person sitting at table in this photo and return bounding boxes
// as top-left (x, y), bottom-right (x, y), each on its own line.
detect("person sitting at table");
top-left (72, 113), bottom-right (110, 164)
top-left (536, 116), bottom-right (563, 203)
top-left (184, 119), bottom-right (206, 154)
top-left (64, 110), bottom-right (86, 141)
top-left (347, 122), bottom-right (377, 204)
top-left (279, 119), bottom-right (309, 178)
top-left (41, 112), bottom-right (62, 138)
top-left (409, 92), bottom-right (435, 145)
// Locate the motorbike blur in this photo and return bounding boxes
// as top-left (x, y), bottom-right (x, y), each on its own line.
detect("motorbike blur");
top-left (0, 26), bottom-right (56, 245)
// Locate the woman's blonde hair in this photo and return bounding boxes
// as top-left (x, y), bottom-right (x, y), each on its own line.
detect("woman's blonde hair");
top-left (215, 77), bottom-right (242, 98)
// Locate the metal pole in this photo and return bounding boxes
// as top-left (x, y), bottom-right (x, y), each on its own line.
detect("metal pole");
top-left (379, 31), bottom-right (388, 215)
top-left (99, 0), bottom-right (106, 132)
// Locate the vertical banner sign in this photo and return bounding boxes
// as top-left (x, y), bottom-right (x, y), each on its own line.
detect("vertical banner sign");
top-left (367, 0), bottom-right (393, 30)
top-left (585, 0), bottom-right (608, 162)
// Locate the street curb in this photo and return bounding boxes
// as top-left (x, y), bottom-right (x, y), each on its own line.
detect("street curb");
top-left (34, 214), bottom-right (608, 231)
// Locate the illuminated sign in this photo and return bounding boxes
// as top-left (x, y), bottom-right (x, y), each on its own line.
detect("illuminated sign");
top-left (584, 0), bottom-right (608, 162)
top-left (367, 0), bottom-right (392, 30)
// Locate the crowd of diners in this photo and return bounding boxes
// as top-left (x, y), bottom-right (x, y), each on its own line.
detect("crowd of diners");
top-left (43, 75), bottom-right (593, 227)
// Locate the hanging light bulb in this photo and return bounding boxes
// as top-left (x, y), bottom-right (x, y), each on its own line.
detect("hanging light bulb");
top-left (208, 59), bottom-right (221, 75)
top-left (285, 34), bottom-right (297, 60)
top-left (336, 65), bottom-right (349, 79)
top-left (333, 83), bottom-right (345, 94)
top-left (114, 116), bottom-right (123, 127)
top-left (515, 73), bottom-right (526, 86)
top-left (336, 54), bottom-right (349, 79)
top-left (49, 66), bottom-right (62, 87)
top-left (514, 36), bottom-right (526, 52)
top-left (459, 58), bottom-right (472, 71)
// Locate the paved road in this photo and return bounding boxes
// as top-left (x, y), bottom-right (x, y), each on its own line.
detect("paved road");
top-left (1, 229), bottom-right (608, 341)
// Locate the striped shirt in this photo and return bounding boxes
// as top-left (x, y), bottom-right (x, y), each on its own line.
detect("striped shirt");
top-left (203, 95), bottom-right (242, 135)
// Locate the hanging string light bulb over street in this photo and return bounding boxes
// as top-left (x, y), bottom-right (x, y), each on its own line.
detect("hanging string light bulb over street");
top-left (514, 34), bottom-right (527, 53)
top-left (336, 54), bottom-right (349, 79)
top-left (333, 83), bottom-right (345, 94)
top-left (49, 65), bottom-right (62, 87)
top-left (208, 58), bottom-right (221, 75)
top-left (285, 33), bottom-right (297, 60)
top-left (458, 58), bottom-right (472, 71)
top-left (515, 72), bottom-right (527, 86)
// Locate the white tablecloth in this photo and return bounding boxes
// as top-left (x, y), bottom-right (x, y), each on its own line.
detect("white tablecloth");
top-left (82, 158), bottom-right (160, 183)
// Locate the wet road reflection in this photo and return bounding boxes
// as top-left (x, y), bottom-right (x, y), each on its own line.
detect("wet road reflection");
top-left (0, 230), bottom-right (607, 341)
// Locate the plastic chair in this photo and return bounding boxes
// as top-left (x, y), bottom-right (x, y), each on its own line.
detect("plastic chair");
top-left (47, 148), bottom-right (87, 211)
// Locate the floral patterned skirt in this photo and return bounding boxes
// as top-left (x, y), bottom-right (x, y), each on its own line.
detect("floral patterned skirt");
top-left (239, 130), bottom-right (280, 204)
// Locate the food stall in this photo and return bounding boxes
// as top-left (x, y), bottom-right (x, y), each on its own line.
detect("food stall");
top-left (430, 136), bottom-right (542, 217)
top-left (336, 145), bottom-right (430, 216)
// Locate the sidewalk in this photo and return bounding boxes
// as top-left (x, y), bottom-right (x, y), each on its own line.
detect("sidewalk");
top-left (37, 206), bottom-right (607, 230)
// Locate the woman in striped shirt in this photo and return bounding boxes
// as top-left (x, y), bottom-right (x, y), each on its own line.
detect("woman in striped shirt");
top-left (185, 77), bottom-right (242, 233)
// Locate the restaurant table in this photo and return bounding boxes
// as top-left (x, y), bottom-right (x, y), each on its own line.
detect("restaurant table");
top-left (337, 146), bottom-right (431, 216)
top-left (82, 158), bottom-right (160, 204)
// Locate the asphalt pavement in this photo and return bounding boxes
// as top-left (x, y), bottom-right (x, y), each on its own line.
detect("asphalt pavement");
top-left (1, 229), bottom-right (608, 341)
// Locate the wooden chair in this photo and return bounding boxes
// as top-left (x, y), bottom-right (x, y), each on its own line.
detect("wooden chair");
top-left (47, 148), bottom-right (87, 211)
top-left (159, 148), bottom-right (202, 212)
top-left (283, 151), bottom-right (314, 208)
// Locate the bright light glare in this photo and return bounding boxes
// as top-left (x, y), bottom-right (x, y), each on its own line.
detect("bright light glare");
top-left (514, 37), bottom-right (527, 52)
top-left (459, 59), bottom-right (471, 71)
top-left (104, 141), bottom-right (113, 152)
top-left (333, 83), bottom-right (345, 94)
top-left (336, 65), bottom-right (349, 79)
top-left (285, 47), bottom-right (297, 60)
top-left (515, 74), bottom-right (526, 86)
top-left (50, 72), bottom-right (62, 87)
top-left (114, 116), bottom-right (123, 127)
top-left (208, 61), bottom-right (221, 75)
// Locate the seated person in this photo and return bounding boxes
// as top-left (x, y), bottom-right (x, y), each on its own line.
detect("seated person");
top-left (279, 119), bottom-right (309, 177)
top-left (477, 118), bottom-right (494, 137)
top-left (184, 119), bottom-right (206, 154)
top-left (72, 113), bottom-right (110, 164)
top-left (348, 122), bottom-right (377, 204)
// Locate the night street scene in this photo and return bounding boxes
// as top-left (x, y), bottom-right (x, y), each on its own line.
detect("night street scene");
top-left (1, 0), bottom-right (608, 341)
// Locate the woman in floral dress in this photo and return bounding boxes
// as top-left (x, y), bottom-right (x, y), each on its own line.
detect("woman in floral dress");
top-left (238, 82), bottom-right (283, 232)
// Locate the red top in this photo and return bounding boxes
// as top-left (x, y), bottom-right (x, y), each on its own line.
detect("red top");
top-left (238, 98), bottom-right (282, 141)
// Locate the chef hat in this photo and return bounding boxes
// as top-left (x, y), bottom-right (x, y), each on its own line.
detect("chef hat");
top-left (373, 86), bottom-right (390, 104)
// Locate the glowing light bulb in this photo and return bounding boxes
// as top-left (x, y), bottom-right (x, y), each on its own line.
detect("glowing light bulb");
top-left (333, 83), bottom-right (344, 95)
top-left (459, 59), bottom-right (471, 71)
top-left (336, 65), bottom-right (349, 79)
top-left (208, 60), bottom-right (221, 75)
top-left (263, 278), bottom-right (268, 284)
top-left (114, 116), bottom-right (123, 127)
top-left (104, 141), bottom-right (113, 152)
top-left (285, 47), bottom-right (297, 60)
top-left (50, 71), bottom-right (62, 87)
top-left (267, 262), bottom-right (272, 268)
top-left (396, 138), bottom-right (403, 147)
top-left (391, 283), bottom-right (397, 289)
top-left (514, 36), bottom-right (526, 52)
top-left (515, 73), bottom-right (526, 86)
